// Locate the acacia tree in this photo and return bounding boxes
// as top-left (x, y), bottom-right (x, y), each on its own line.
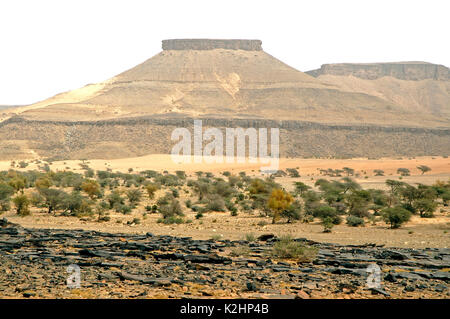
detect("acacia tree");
top-left (374, 169), bottom-right (384, 176)
top-left (293, 182), bottom-right (310, 196)
top-left (0, 183), bottom-right (14, 211)
top-left (397, 168), bottom-right (410, 176)
top-left (8, 176), bottom-right (26, 194)
top-left (126, 188), bottom-right (142, 205)
top-left (281, 200), bottom-right (302, 223)
top-left (35, 177), bottom-right (52, 190)
top-left (39, 188), bottom-right (68, 215)
top-left (417, 165), bottom-right (431, 175)
top-left (382, 206), bottom-right (411, 229)
top-left (81, 179), bottom-right (101, 199)
top-left (12, 194), bottom-right (30, 216)
top-left (414, 198), bottom-right (437, 218)
top-left (145, 183), bottom-right (159, 200)
top-left (268, 189), bottom-right (293, 224)
top-left (343, 167), bottom-right (355, 176)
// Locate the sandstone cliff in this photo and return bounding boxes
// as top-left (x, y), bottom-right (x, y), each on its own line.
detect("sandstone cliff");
top-left (162, 39), bottom-right (262, 51)
top-left (306, 62), bottom-right (449, 81)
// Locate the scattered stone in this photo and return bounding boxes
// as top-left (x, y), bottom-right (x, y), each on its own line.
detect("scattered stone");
top-left (370, 287), bottom-right (390, 297)
top-left (434, 284), bottom-right (448, 292)
top-left (257, 234), bottom-right (276, 241)
top-left (246, 282), bottom-right (258, 292)
top-left (404, 285), bottom-right (415, 292)
top-left (295, 290), bottom-right (310, 299)
top-left (0, 224), bottom-right (447, 299)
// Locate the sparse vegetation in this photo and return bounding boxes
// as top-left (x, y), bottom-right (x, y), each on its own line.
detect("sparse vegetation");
top-left (0, 166), bottom-right (446, 234)
top-left (271, 235), bottom-right (317, 262)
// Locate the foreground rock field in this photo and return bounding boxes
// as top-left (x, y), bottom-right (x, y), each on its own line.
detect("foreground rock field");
top-left (0, 218), bottom-right (448, 299)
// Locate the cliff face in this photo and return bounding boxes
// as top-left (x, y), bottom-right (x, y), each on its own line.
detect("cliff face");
top-left (307, 62), bottom-right (449, 81)
top-left (162, 39), bottom-right (262, 51)
top-left (0, 117), bottom-right (448, 160)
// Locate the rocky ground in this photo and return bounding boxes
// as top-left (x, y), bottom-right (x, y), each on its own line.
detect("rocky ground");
top-left (0, 217), bottom-right (448, 299)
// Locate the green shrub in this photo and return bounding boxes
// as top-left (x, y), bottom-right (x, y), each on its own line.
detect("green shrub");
top-left (286, 168), bottom-right (300, 178)
top-left (157, 216), bottom-right (184, 224)
top-left (62, 191), bottom-right (92, 217)
top-left (159, 199), bottom-right (184, 220)
top-left (13, 194), bottom-right (30, 216)
top-left (281, 201), bottom-right (302, 223)
top-left (313, 205), bottom-right (341, 224)
top-left (116, 204), bottom-right (132, 214)
top-left (346, 215), bottom-right (365, 227)
top-left (271, 235), bottom-right (317, 262)
top-left (170, 188), bottom-right (179, 198)
top-left (39, 188), bottom-right (69, 215)
top-left (107, 190), bottom-right (124, 209)
top-left (126, 188), bottom-right (142, 204)
top-left (195, 212), bottom-right (203, 219)
top-left (18, 161), bottom-right (29, 168)
top-left (382, 206), bottom-right (412, 228)
top-left (205, 195), bottom-right (225, 212)
top-left (127, 218), bottom-right (141, 225)
top-left (245, 233), bottom-right (256, 242)
top-left (321, 216), bottom-right (334, 233)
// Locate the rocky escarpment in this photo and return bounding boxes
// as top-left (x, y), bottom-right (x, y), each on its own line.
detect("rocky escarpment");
top-left (162, 39), bottom-right (262, 51)
top-left (0, 219), bottom-right (448, 299)
top-left (0, 116), bottom-right (449, 160)
top-left (306, 62), bottom-right (449, 81)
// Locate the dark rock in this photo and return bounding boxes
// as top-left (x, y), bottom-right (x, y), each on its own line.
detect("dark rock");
top-left (391, 272), bottom-right (423, 281)
top-left (118, 272), bottom-right (172, 286)
top-left (271, 267), bottom-right (290, 272)
top-left (257, 234), bottom-right (276, 241)
top-left (298, 267), bottom-right (314, 273)
top-left (376, 250), bottom-right (409, 260)
top-left (416, 283), bottom-right (428, 289)
top-left (151, 252), bottom-right (184, 260)
top-left (246, 282), bottom-right (258, 292)
top-left (22, 291), bottom-right (36, 298)
top-left (256, 260), bottom-right (267, 267)
top-left (263, 294), bottom-right (296, 299)
top-left (384, 273), bottom-right (397, 283)
top-left (98, 272), bottom-right (118, 280)
top-left (404, 285), bottom-right (415, 292)
top-left (78, 249), bottom-right (111, 258)
top-left (331, 268), bottom-right (366, 276)
top-left (434, 284), bottom-right (448, 292)
top-left (184, 254), bottom-right (231, 264)
top-left (143, 278), bottom-right (172, 287)
top-left (295, 290), bottom-right (310, 299)
top-left (430, 272), bottom-right (450, 281)
top-left (303, 281), bottom-right (319, 290)
top-left (0, 228), bottom-right (19, 235)
top-left (370, 287), bottom-right (390, 297)
top-left (99, 262), bottom-right (123, 268)
top-left (0, 217), bottom-right (8, 227)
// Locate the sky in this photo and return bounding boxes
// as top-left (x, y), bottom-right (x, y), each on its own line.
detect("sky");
top-left (0, 0), bottom-right (448, 105)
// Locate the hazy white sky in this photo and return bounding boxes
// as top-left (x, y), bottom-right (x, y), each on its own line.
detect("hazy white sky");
top-left (0, 0), bottom-right (448, 105)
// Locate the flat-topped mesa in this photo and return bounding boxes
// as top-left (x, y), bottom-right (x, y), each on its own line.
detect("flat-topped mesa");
top-left (306, 62), bottom-right (450, 81)
top-left (162, 39), bottom-right (262, 51)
